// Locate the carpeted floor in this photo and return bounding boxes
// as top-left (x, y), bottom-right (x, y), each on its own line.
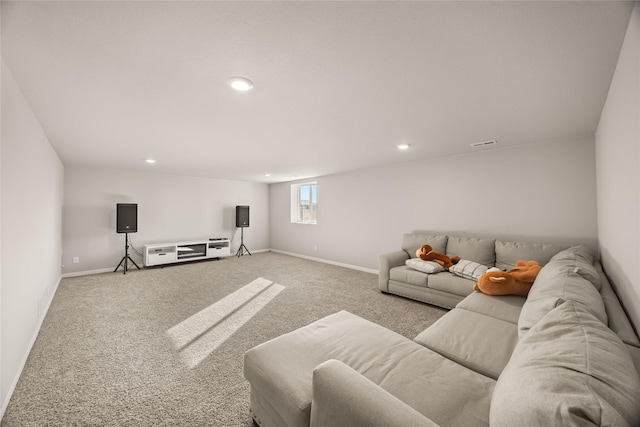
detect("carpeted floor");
top-left (2, 252), bottom-right (446, 426)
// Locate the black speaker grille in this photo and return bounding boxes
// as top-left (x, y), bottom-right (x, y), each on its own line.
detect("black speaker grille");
top-left (236, 205), bottom-right (249, 228)
top-left (117, 203), bottom-right (138, 233)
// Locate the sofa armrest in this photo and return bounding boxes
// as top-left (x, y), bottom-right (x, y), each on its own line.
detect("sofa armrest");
top-left (310, 359), bottom-right (438, 427)
top-left (379, 250), bottom-right (409, 292)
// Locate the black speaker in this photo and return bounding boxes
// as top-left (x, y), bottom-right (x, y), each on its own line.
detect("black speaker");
top-left (236, 205), bottom-right (250, 228)
top-left (116, 203), bottom-right (138, 233)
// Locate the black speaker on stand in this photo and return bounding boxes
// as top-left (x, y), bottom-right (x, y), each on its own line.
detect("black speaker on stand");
top-left (235, 205), bottom-right (251, 257)
top-left (114, 203), bottom-right (141, 274)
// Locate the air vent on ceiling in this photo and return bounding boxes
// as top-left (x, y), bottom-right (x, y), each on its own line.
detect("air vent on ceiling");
top-left (470, 140), bottom-right (498, 148)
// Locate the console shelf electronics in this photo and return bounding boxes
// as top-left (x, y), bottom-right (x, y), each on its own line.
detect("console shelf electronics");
top-left (144, 239), bottom-right (231, 267)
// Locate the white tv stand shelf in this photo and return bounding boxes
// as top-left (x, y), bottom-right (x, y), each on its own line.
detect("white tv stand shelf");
top-left (144, 239), bottom-right (230, 267)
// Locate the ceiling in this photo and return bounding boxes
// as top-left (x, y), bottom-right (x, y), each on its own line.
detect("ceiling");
top-left (1, 1), bottom-right (634, 183)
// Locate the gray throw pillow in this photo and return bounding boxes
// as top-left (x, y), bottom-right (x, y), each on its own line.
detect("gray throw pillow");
top-left (405, 258), bottom-right (445, 274)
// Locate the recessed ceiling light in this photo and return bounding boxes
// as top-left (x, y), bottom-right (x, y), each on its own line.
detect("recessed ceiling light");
top-left (396, 143), bottom-right (410, 150)
top-left (264, 173), bottom-right (272, 177)
top-left (229, 76), bottom-right (254, 92)
top-left (146, 159), bottom-right (156, 164)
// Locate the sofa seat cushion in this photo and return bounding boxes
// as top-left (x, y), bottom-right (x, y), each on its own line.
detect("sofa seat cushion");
top-left (494, 240), bottom-right (568, 271)
top-left (456, 292), bottom-right (525, 324)
top-left (373, 344), bottom-right (495, 427)
top-left (446, 236), bottom-right (496, 266)
top-left (244, 310), bottom-right (494, 427)
top-left (518, 245), bottom-right (606, 338)
top-left (414, 308), bottom-right (518, 380)
top-left (389, 265), bottom-right (428, 287)
top-left (427, 272), bottom-right (475, 297)
top-left (491, 300), bottom-right (640, 427)
top-left (244, 311), bottom-right (423, 427)
top-left (310, 359), bottom-right (440, 427)
top-left (387, 281), bottom-right (465, 310)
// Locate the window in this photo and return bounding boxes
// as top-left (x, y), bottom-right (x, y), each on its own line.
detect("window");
top-left (291, 182), bottom-right (317, 224)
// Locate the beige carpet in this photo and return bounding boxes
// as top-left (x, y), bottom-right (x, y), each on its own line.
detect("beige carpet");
top-left (2, 252), bottom-right (446, 426)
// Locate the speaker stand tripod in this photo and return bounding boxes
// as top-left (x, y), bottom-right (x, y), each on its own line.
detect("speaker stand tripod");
top-left (236, 227), bottom-right (251, 257)
top-left (114, 232), bottom-right (141, 274)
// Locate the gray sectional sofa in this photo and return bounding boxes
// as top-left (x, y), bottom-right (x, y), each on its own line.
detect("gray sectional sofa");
top-left (379, 233), bottom-right (571, 309)
top-left (243, 240), bottom-right (640, 427)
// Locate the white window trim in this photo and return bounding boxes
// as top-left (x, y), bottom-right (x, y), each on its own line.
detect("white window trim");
top-left (290, 181), bottom-right (317, 224)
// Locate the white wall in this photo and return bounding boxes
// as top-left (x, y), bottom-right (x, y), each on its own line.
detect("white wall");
top-left (271, 135), bottom-right (598, 271)
top-left (596, 2), bottom-right (640, 333)
top-left (63, 167), bottom-right (269, 275)
top-left (1, 59), bottom-right (64, 415)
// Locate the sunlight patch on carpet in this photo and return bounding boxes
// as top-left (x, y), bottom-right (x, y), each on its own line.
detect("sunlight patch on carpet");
top-left (167, 277), bottom-right (284, 369)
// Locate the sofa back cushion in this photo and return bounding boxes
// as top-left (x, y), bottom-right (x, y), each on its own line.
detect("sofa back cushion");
top-left (401, 234), bottom-right (447, 258)
top-left (548, 244), bottom-right (601, 290)
top-left (446, 237), bottom-right (495, 266)
top-left (518, 245), bottom-right (606, 338)
top-left (494, 241), bottom-right (569, 271)
top-left (491, 300), bottom-right (640, 427)
top-left (415, 308), bottom-right (519, 380)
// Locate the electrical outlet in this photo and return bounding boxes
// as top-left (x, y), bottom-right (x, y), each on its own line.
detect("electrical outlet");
top-left (73, 257), bottom-right (79, 264)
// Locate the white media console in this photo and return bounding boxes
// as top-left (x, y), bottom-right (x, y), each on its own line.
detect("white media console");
top-left (143, 239), bottom-right (231, 267)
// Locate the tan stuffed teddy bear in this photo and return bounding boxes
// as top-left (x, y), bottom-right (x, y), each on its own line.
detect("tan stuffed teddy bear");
top-left (415, 244), bottom-right (460, 269)
top-left (474, 260), bottom-right (542, 297)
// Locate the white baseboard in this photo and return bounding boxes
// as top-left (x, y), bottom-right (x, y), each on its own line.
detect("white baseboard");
top-left (269, 249), bottom-right (378, 275)
top-left (231, 248), bottom-right (270, 256)
top-left (61, 250), bottom-right (273, 278)
top-left (1, 274), bottom-right (62, 420)
top-left (61, 267), bottom-right (114, 278)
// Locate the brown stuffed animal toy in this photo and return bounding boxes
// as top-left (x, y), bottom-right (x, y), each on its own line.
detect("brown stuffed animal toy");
top-left (415, 244), bottom-right (460, 269)
top-left (474, 260), bottom-right (542, 297)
